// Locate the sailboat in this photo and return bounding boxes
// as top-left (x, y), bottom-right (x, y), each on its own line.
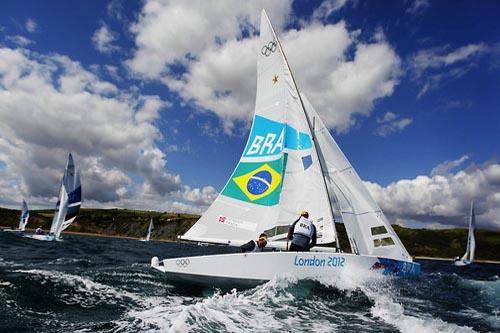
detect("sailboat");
top-left (3, 199), bottom-right (29, 233)
top-left (18, 199), bottom-right (29, 231)
top-left (25, 153), bottom-right (82, 241)
top-left (454, 201), bottom-right (475, 266)
top-left (141, 219), bottom-right (154, 242)
top-left (151, 10), bottom-right (420, 286)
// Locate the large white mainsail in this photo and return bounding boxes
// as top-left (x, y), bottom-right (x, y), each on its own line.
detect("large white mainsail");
top-left (302, 95), bottom-right (411, 261)
top-left (181, 10), bottom-right (337, 246)
top-left (49, 153), bottom-right (82, 239)
top-left (18, 199), bottom-right (29, 231)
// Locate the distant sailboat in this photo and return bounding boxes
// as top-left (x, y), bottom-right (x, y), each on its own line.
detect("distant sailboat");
top-left (25, 153), bottom-right (82, 241)
top-left (141, 219), bottom-right (154, 242)
top-left (19, 199), bottom-right (29, 231)
top-left (151, 10), bottom-right (420, 287)
top-left (454, 201), bottom-right (475, 266)
top-left (3, 199), bottom-right (29, 233)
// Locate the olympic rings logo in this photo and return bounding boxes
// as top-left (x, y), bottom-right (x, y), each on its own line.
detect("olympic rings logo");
top-left (176, 259), bottom-right (190, 267)
top-left (261, 40), bottom-right (277, 56)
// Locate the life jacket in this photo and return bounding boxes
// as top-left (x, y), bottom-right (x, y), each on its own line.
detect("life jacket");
top-left (249, 240), bottom-right (263, 252)
top-left (293, 216), bottom-right (314, 239)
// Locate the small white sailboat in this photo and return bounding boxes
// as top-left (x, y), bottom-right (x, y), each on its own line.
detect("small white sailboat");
top-left (141, 219), bottom-right (154, 242)
top-left (151, 10), bottom-right (420, 286)
top-left (19, 199), bottom-right (29, 231)
top-left (454, 201), bottom-right (476, 266)
top-left (3, 199), bottom-right (29, 233)
top-left (25, 153), bottom-right (82, 241)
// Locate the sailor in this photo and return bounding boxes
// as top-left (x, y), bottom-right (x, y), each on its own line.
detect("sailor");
top-left (240, 233), bottom-right (268, 253)
top-left (35, 227), bottom-right (44, 235)
top-left (287, 210), bottom-right (317, 251)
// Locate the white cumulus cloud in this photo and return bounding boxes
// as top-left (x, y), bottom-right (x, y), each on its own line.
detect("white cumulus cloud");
top-left (0, 46), bottom-right (214, 213)
top-left (365, 161), bottom-right (500, 230)
top-left (126, 0), bottom-right (401, 133)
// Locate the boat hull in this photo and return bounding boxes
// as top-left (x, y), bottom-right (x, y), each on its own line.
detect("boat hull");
top-left (454, 260), bottom-right (472, 267)
top-left (2, 229), bottom-right (23, 233)
top-left (151, 252), bottom-right (420, 288)
top-left (23, 234), bottom-right (58, 241)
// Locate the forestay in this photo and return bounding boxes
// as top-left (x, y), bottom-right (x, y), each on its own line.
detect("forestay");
top-left (301, 95), bottom-right (411, 261)
top-left (182, 11), bottom-right (337, 246)
top-left (49, 153), bottom-right (82, 239)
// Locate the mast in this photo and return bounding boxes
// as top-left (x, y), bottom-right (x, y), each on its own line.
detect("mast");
top-left (263, 11), bottom-right (341, 250)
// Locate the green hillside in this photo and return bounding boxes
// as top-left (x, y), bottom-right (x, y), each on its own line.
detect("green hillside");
top-left (1, 207), bottom-right (499, 261)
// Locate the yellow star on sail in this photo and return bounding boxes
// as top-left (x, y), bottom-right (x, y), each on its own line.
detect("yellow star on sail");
top-left (272, 75), bottom-right (279, 84)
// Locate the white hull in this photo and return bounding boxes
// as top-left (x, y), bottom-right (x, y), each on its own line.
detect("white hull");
top-left (2, 229), bottom-right (23, 233)
top-left (454, 260), bottom-right (472, 267)
top-left (23, 234), bottom-right (59, 242)
top-left (151, 252), bottom-right (420, 288)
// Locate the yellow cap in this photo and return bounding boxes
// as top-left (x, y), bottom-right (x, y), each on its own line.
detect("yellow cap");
top-left (300, 210), bottom-right (309, 217)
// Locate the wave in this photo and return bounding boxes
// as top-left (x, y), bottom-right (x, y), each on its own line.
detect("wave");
top-left (118, 274), bottom-right (379, 332)
top-left (13, 269), bottom-right (141, 308)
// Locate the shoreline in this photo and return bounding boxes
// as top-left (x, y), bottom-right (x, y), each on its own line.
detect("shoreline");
top-left (415, 256), bottom-right (500, 264)
top-left (5, 227), bottom-right (499, 264)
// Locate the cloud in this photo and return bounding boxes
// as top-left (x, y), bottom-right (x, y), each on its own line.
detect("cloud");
top-left (430, 155), bottom-right (469, 176)
top-left (25, 18), bottom-right (38, 33)
top-left (365, 160), bottom-right (500, 230)
top-left (311, 0), bottom-right (347, 21)
top-left (409, 43), bottom-right (487, 98)
top-left (0, 46), bottom-right (213, 213)
top-left (127, 1), bottom-right (401, 133)
top-left (405, 0), bottom-right (430, 16)
top-left (6, 35), bottom-right (34, 47)
top-left (374, 111), bottom-right (413, 136)
top-left (126, 0), bottom-right (292, 79)
top-left (92, 24), bottom-right (119, 54)
top-left (105, 64), bottom-right (121, 81)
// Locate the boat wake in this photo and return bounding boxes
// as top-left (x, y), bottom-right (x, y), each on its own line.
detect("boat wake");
top-left (116, 272), bottom-right (481, 333)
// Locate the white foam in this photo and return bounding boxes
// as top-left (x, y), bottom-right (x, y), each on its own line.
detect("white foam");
top-left (117, 276), bottom-right (330, 332)
top-left (364, 283), bottom-right (477, 333)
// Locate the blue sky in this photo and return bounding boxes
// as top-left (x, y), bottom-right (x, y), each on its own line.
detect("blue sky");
top-left (0, 0), bottom-right (499, 229)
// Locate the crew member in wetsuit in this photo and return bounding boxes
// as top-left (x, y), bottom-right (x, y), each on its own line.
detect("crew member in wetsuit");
top-left (240, 233), bottom-right (268, 253)
top-left (287, 211), bottom-right (317, 251)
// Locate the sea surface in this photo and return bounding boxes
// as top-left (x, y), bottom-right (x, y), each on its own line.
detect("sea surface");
top-left (0, 231), bottom-right (499, 333)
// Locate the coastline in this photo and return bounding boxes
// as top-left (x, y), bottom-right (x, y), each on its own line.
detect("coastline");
top-left (6, 227), bottom-right (499, 264)
top-left (415, 256), bottom-right (500, 265)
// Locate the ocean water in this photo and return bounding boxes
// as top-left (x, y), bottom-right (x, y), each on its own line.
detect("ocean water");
top-left (0, 232), bottom-right (499, 333)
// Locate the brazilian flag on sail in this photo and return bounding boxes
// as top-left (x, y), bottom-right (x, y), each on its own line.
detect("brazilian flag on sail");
top-left (222, 157), bottom-right (285, 206)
